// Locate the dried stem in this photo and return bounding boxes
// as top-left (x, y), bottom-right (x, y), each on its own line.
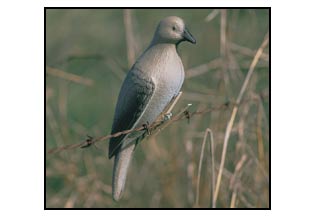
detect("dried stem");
top-left (256, 102), bottom-right (265, 169)
top-left (123, 9), bottom-right (136, 68)
top-left (212, 33), bottom-right (269, 206)
top-left (205, 9), bottom-right (220, 22)
top-left (230, 189), bottom-right (237, 208)
top-left (46, 103), bottom-right (64, 147)
top-left (186, 58), bottom-right (222, 79)
top-left (220, 9), bottom-right (227, 58)
top-left (165, 92), bottom-right (182, 114)
top-left (195, 129), bottom-right (208, 207)
top-left (229, 42), bottom-right (269, 62)
top-left (46, 67), bottom-right (94, 86)
top-left (229, 154), bottom-right (247, 208)
top-left (210, 129), bottom-right (216, 208)
top-left (195, 128), bottom-right (215, 208)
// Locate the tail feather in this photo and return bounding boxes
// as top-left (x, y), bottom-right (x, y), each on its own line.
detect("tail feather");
top-left (112, 143), bottom-right (136, 201)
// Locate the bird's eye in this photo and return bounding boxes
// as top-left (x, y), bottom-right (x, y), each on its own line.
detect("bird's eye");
top-left (172, 26), bottom-right (176, 31)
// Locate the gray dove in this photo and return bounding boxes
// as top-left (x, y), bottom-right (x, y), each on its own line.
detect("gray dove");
top-left (109, 16), bottom-right (196, 201)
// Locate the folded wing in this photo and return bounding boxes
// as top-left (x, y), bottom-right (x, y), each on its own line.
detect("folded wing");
top-left (108, 68), bottom-right (155, 159)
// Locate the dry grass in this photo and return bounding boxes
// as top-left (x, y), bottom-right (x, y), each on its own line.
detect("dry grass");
top-left (213, 33), bottom-right (269, 207)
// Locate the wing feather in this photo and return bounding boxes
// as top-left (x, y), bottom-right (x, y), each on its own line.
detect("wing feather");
top-left (108, 67), bottom-right (155, 158)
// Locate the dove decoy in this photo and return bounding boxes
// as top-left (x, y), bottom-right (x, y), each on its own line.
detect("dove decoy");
top-left (109, 16), bottom-right (196, 201)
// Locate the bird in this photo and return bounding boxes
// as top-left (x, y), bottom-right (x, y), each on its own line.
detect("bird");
top-left (108, 16), bottom-right (196, 201)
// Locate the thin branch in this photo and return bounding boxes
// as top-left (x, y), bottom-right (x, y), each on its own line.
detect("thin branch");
top-left (64, 192), bottom-right (77, 208)
top-left (230, 189), bottom-right (237, 208)
top-left (236, 34), bottom-right (269, 104)
top-left (229, 154), bottom-right (247, 208)
top-left (256, 102), bottom-right (266, 169)
top-left (194, 128), bottom-right (215, 208)
top-left (123, 9), bottom-right (137, 68)
top-left (205, 9), bottom-right (220, 22)
top-left (220, 9), bottom-right (231, 98)
top-left (195, 129), bottom-right (209, 207)
top-left (220, 9), bottom-right (227, 58)
top-left (229, 42), bottom-right (269, 62)
top-left (185, 57), bottom-right (268, 80)
top-left (210, 129), bottom-right (216, 208)
top-left (212, 33), bottom-right (269, 206)
top-left (46, 104), bottom-right (64, 148)
top-left (186, 58), bottom-right (222, 79)
top-left (46, 66), bottom-right (94, 86)
top-left (165, 92), bottom-right (182, 114)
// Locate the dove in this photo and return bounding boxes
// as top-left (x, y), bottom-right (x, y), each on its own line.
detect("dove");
top-left (109, 16), bottom-right (196, 201)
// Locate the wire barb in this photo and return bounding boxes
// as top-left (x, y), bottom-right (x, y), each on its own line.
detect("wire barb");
top-left (80, 135), bottom-right (94, 148)
top-left (142, 121), bottom-right (151, 135)
top-left (184, 110), bottom-right (191, 124)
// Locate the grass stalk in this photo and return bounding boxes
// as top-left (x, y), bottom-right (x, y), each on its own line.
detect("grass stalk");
top-left (213, 33), bottom-right (269, 206)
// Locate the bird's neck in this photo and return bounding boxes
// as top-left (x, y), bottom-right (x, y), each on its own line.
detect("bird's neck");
top-left (147, 42), bottom-right (177, 54)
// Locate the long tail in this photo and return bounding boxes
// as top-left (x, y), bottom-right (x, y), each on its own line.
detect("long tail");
top-left (112, 143), bottom-right (136, 201)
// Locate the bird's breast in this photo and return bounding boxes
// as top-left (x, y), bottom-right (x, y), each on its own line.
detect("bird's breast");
top-left (133, 45), bottom-right (185, 126)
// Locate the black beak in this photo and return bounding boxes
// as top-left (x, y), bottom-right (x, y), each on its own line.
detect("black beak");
top-left (183, 28), bottom-right (196, 44)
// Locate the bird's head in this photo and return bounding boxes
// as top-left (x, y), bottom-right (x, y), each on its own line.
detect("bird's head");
top-left (152, 16), bottom-right (196, 45)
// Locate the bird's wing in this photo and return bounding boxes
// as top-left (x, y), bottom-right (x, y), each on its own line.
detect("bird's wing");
top-left (108, 67), bottom-right (155, 159)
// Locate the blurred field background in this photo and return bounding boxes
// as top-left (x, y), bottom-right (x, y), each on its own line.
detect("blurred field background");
top-left (45, 9), bottom-right (269, 208)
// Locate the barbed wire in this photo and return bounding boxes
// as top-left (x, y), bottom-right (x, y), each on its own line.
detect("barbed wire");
top-left (47, 92), bottom-right (268, 155)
